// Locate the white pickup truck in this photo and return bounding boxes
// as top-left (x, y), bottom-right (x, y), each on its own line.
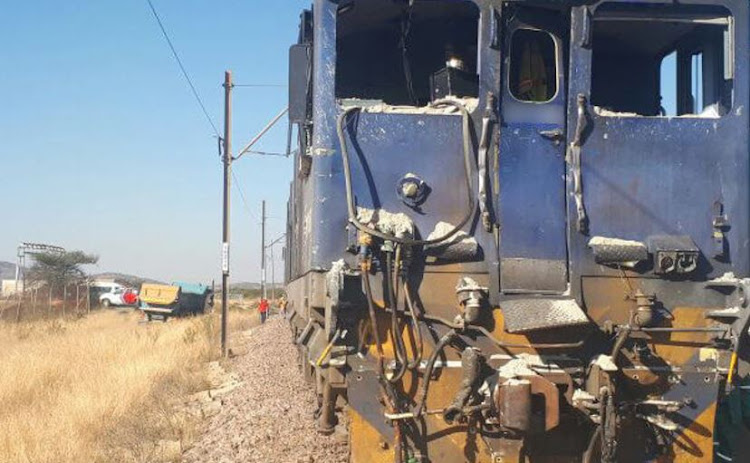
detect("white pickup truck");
top-left (98, 285), bottom-right (137, 308)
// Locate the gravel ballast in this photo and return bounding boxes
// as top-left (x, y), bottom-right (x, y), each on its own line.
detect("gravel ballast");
top-left (183, 317), bottom-right (349, 463)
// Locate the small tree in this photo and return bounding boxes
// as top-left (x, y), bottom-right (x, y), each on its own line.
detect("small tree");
top-left (27, 251), bottom-right (99, 316)
top-left (28, 251), bottom-right (99, 289)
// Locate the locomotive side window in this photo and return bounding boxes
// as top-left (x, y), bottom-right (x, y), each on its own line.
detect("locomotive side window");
top-left (335, 0), bottom-right (480, 107)
top-left (509, 29), bottom-right (557, 103)
top-left (591, 5), bottom-right (733, 117)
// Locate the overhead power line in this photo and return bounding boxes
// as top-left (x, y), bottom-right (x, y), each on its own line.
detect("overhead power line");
top-left (146, 0), bottom-right (220, 137)
top-left (231, 170), bottom-right (261, 224)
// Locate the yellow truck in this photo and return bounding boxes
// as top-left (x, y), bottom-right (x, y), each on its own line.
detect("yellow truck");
top-left (139, 282), bottom-right (213, 321)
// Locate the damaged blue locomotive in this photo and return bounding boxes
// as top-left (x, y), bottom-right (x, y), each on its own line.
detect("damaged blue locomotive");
top-left (284, 0), bottom-right (750, 461)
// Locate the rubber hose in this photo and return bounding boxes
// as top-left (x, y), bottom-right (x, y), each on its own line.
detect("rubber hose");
top-left (414, 330), bottom-right (457, 417)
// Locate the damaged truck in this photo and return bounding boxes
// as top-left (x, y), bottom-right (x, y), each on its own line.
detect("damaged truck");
top-left (283, 0), bottom-right (750, 461)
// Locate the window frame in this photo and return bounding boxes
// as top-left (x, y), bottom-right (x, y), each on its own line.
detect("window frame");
top-left (591, 7), bottom-right (735, 119)
top-left (333, 0), bottom-right (483, 108)
top-left (507, 27), bottom-right (561, 105)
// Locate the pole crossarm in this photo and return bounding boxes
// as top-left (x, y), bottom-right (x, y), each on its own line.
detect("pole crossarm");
top-left (233, 107), bottom-right (289, 161)
top-left (265, 233), bottom-right (286, 249)
top-left (19, 242), bottom-right (66, 255)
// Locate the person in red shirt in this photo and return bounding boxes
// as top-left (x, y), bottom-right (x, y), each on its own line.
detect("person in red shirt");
top-left (258, 298), bottom-right (269, 324)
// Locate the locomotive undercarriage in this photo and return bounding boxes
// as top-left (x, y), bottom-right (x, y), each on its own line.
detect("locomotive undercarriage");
top-left (286, 248), bottom-right (747, 462)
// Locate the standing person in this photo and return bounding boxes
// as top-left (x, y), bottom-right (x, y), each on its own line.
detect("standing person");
top-left (279, 295), bottom-right (288, 316)
top-left (258, 298), bottom-right (269, 324)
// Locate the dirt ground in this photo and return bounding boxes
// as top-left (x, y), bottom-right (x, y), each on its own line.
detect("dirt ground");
top-left (183, 316), bottom-right (349, 463)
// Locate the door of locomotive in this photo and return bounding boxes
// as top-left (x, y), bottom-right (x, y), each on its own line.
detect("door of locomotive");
top-left (498, 6), bottom-right (569, 293)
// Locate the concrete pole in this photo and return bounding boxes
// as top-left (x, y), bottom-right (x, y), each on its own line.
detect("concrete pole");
top-left (221, 70), bottom-right (233, 358)
top-left (261, 200), bottom-right (267, 301)
top-left (270, 245), bottom-right (276, 301)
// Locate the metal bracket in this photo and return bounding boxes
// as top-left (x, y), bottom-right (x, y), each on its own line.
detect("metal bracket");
top-left (712, 201), bottom-right (730, 259)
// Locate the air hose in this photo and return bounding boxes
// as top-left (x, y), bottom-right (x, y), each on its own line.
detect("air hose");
top-left (386, 250), bottom-right (409, 383)
top-left (362, 258), bottom-right (385, 375)
top-left (337, 99), bottom-right (477, 247)
top-left (413, 329), bottom-right (458, 417)
top-left (403, 280), bottom-right (424, 369)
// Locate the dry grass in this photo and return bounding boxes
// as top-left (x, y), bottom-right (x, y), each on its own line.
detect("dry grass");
top-left (0, 309), bottom-right (258, 463)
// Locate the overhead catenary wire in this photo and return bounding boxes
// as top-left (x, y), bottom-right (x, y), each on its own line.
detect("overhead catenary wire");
top-left (231, 171), bottom-right (262, 224)
top-left (145, 0), bottom-right (220, 138)
top-left (146, 1), bottom-right (289, 159)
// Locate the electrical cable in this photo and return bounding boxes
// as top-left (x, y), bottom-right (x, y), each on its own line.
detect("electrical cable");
top-left (338, 99), bottom-right (477, 247)
top-left (582, 427), bottom-right (602, 463)
top-left (145, 0), bottom-right (220, 138)
top-left (403, 280), bottom-right (424, 369)
top-left (362, 258), bottom-right (385, 375)
top-left (231, 171), bottom-right (262, 224)
top-left (399, 6), bottom-right (417, 105)
top-left (413, 330), bottom-right (458, 417)
top-left (386, 249), bottom-right (408, 384)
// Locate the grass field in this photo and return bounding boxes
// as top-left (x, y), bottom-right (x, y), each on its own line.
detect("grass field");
top-left (0, 309), bottom-right (258, 463)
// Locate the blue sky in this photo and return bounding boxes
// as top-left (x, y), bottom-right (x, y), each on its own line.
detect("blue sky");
top-left (0, 1), bottom-right (308, 283)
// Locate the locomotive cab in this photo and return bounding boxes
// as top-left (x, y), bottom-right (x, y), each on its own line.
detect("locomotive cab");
top-left (285, 1), bottom-right (750, 461)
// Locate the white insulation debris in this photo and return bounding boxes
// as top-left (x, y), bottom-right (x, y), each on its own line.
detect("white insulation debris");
top-left (356, 207), bottom-right (414, 238)
top-left (326, 259), bottom-right (347, 300)
top-left (425, 222), bottom-right (480, 261)
top-left (588, 236), bottom-right (645, 248)
top-left (339, 97), bottom-right (479, 115)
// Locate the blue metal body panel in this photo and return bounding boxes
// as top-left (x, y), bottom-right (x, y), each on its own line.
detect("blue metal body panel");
top-left (305, 0), bottom-right (499, 278)
top-left (172, 281), bottom-right (210, 295)
top-left (499, 121), bottom-right (567, 260)
top-left (292, 0), bottom-right (750, 296)
top-left (567, 0), bottom-right (750, 301)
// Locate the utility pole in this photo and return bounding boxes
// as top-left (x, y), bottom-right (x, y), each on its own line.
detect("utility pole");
top-left (261, 200), bottom-right (267, 301)
top-left (264, 233), bottom-right (286, 305)
top-left (270, 245), bottom-right (276, 301)
top-left (221, 70), bottom-right (233, 358)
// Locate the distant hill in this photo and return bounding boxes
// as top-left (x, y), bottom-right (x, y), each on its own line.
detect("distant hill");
top-left (1, 261), bottom-right (169, 288)
top-left (90, 272), bottom-right (165, 288)
top-left (0, 261), bottom-right (18, 280)
top-left (230, 282), bottom-right (283, 290)
top-left (230, 282), bottom-right (261, 290)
